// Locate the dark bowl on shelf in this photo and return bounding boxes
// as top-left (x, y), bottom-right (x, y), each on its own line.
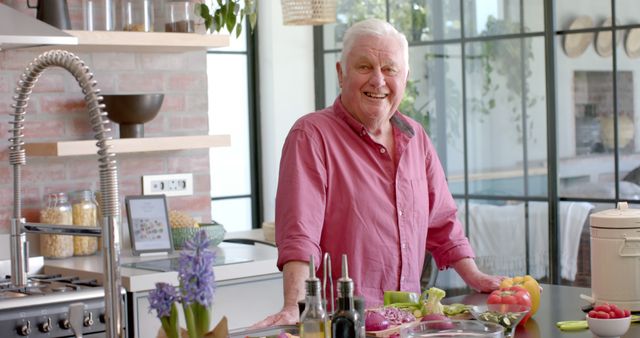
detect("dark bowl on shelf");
top-left (102, 93), bottom-right (164, 138)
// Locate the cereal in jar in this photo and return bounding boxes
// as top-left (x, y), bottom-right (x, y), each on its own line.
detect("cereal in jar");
top-left (40, 192), bottom-right (74, 259)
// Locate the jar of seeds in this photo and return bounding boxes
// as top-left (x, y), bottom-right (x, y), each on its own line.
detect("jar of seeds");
top-left (71, 190), bottom-right (99, 256)
top-left (40, 192), bottom-right (74, 259)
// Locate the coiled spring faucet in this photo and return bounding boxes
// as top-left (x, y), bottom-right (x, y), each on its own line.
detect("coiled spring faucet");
top-left (8, 50), bottom-right (124, 338)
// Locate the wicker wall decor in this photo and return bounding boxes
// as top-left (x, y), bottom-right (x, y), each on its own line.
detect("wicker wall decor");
top-left (281, 0), bottom-right (337, 25)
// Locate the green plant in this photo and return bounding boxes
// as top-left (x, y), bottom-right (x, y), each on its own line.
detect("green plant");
top-left (195, 0), bottom-right (258, 38)
top-left (471, 16), bottom-right (541, 143)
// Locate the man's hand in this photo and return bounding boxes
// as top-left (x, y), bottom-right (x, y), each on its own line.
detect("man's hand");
top-left (249, 305), bottom-right (299, 329)
top-left (452, 257), bottom-right (505, 293)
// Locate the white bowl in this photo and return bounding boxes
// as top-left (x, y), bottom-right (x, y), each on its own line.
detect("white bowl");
top-left (587, 315), bottom-right (631, 338)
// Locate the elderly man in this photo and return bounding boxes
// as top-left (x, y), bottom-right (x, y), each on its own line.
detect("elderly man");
top-left (254, 18), bottom-right (502, 327)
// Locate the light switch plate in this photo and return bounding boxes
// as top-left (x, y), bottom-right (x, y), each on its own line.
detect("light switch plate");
top-left (142, 173), bottom-right (194, 196)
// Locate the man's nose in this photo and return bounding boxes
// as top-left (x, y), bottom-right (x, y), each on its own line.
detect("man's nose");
top-left (368, 68), bottom-right (385, 87)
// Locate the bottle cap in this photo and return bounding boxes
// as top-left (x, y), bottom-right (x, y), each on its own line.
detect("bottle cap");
top-left (338, 254), bottom-right (353, 297)
top-left (306, 254), bottom-right (321, 296)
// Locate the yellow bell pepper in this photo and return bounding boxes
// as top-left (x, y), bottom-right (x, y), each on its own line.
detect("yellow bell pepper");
top-left (500, 275), bottom-right (541, 316)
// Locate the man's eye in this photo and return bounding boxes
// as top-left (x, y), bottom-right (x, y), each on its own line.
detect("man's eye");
top-left (357, 65), bottom-right (371, 71)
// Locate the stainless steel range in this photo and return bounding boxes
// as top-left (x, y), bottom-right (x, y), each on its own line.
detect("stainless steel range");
top-left (0, 273), bottom-right (126, 338)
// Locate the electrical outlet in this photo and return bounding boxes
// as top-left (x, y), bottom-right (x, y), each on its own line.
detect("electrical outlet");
top-left (142, 173), bottom-right (194, 196)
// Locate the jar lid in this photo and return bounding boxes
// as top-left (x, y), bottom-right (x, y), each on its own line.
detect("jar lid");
top-left (590, 201), bottom-right (640, 229)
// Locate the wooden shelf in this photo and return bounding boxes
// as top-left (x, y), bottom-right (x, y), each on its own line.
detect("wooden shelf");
top-left (57, 30), bottom-right (230, 52)
top-left (24, 135), bottom-right (230, 157)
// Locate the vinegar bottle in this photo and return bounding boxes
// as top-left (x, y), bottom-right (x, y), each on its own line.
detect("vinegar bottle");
top-left (300, 255), bottom-right (329, 338)
top-left (331, 254), bottom-right (361, 338)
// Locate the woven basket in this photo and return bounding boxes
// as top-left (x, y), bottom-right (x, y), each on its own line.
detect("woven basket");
top-left (281, 0), bottom-right (337, 25)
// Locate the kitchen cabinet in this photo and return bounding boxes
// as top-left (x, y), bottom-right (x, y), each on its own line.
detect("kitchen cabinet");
top-left (130, 273), bottom-right (284, 338)
top-left (24, 135), bottom-right (231, 157)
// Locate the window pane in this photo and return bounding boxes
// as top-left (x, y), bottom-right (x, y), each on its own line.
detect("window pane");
top-left (323, 0), bottom-right (386, 50)
top-left (526, 37), bottom-right (548, 197)
top-left (211, 198), bottom-right (252, 232)
top-left (465, 37), bottom-right (542, 196)
top-left (459, 200), bottom-right (547, 278)
top-left (405, 44), bottom-right (464, 193)
top-left (207, 54), bottom-right (252, 197)
top-left (424, 0), bottom-right (461, 40)
top-left (463, 0), bottom-right (524, 38)
top-left (324, 52), bottom-right (341, 107)
top-left (389, 1), bottom-right (460, 43)
top-left (555, 0), bottom-right (610, 31)
top-left (615, 0), bottom-right (640, 26)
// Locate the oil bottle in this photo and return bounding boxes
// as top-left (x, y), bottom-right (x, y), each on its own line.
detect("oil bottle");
top-left (300, 255), bottom-right (329, 338)
top-left (331, 254), bottom-right (361, 338)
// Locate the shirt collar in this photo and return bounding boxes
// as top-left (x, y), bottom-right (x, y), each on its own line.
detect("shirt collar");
top-left (332, 96), bottom-right (415, 138)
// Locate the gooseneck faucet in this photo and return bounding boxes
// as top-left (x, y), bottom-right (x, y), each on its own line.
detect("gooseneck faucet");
top-left (8, 50), bottom-right (124, 338)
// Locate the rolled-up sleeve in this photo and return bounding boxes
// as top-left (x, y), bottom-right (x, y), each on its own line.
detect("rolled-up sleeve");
top-left (275, 127), bottom-right (327, 270)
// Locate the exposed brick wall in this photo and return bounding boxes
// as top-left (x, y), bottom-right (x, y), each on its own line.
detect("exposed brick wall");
top-left (0, 1), bottom-right (213, 247)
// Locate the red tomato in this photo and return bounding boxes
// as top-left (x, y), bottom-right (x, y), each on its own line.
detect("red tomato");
top-left (486, 286), bottom-right (533, 325)
top-left (624, 309), bottom-right (631, 317)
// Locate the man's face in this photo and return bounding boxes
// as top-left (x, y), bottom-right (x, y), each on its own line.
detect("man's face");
top-left (337, 34), bottom-right (408, 126)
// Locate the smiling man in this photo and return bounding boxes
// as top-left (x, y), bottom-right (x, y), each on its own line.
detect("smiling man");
top-left (252, 18), bottom-right (503, 328)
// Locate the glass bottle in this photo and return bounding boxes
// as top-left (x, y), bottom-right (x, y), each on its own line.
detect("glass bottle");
top-left (122, 0), bottom-right (154, 32)
top-left (83, 0), bottom-right (116, 31)
top-left (71, 190), bottom-right (99, 256)
top-left (300, 255), bottom-right (329, 338)
top-left (40, 192), bottom-right (74, 259)
top-left (331, 254), bottom-right (361, 338)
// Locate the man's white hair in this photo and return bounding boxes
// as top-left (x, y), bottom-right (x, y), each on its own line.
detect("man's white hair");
top-left (340, 18), bottom-right (410, 74)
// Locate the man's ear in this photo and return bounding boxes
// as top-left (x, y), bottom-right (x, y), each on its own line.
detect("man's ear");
top-left (336, 62), bottom-right (343, 88)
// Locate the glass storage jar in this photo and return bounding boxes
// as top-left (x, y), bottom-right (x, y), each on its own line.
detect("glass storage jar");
top-left (122, 0), bottom-right (154, 31)
top-left (40, 192), bottom-right (74, 259)
top-left (83, 0), bottom-right (116, 31)
top-left (71, 190), bottom-right (99, 256)
top-left (165, 1), bottom-right (195, 33)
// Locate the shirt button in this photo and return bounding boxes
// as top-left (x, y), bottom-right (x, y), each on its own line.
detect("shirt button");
top-left (401, 242), bottom-right (407, 249)
top-left (398, 210), bottom-right (404, 216)
top-left (380, 148), bottom-right (386, 154)
top-left (361, 130), bottom-right (367, 136)
top-left (400, 276), bottom-right (405, 282)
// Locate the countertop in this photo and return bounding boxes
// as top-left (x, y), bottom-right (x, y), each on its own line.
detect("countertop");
top-left (43, 230), bottom-right (279, 292)
top-left (446, 284), bottom-right (639, 338)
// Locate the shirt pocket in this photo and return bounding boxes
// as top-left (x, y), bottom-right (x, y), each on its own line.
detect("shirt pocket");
top-left (410, 178), bottom-right (429, 228)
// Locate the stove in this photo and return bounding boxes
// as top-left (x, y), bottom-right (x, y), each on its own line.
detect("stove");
top-left (0, 274), bottom-right (126, 338)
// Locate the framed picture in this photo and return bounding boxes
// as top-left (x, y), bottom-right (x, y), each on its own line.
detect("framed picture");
top-left (125, 195), bottom-right (173, 255)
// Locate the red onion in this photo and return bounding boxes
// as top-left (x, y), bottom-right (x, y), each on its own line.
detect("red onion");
top-left (365, 311), bottom-right (390, 331)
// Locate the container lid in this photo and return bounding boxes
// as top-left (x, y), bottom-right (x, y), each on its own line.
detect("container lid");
top-left (590, 202), bottom-right (640, 229)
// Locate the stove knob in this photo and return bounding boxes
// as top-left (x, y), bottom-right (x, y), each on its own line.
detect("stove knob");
top-left (84, 312), bottom-right (94, 327)
top-left (17, 320), bottom-right (31, 336)
top-left (39, 317), bottom-right (52, 333)
top-left (60, 318), bottom-right (71, 330)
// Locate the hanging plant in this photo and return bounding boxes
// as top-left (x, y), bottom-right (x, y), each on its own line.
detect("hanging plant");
top-left (195, 0), bottom-right (258, 38)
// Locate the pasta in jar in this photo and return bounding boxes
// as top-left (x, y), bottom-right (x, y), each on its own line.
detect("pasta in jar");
top-left (71, 190), bottom-right (99, 256)
top-left (40, 192), bottom-right (74, 259)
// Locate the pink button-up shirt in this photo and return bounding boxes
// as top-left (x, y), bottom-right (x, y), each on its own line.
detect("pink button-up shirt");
top-left (275, 97), bottom-right (475, 307)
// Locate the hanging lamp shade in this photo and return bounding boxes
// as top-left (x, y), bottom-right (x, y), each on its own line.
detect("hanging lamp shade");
top-left (281, 0), bottom-right (337, 25)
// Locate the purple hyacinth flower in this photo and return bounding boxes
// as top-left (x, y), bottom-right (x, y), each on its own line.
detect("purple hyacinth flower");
top-left (179, 229), bottom-right (216, 307)
top-left (148, 282), bottom-right (178, 318)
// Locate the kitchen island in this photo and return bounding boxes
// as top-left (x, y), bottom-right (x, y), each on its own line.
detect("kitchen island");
top-left (43, 233), bottom-right (282, 338)
top-left (446, 283), bottom-right (638, 338)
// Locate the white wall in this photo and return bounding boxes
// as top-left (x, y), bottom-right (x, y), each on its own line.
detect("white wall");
top-left (258, 1), bottom-right (316, 223)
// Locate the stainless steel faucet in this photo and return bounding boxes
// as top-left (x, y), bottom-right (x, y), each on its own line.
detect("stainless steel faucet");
top-left (8, 50), bottom-right (124, 338)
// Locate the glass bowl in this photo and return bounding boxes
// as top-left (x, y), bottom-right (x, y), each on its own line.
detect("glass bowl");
top-left (587, 315), bottom-right (631, 338)
top-left (400, 319), bottom-right (504, 338)
top-left (469, 304), bottom-right (530, 338)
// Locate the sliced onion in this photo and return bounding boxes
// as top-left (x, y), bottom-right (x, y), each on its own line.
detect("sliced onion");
top-left (365, 311), bottom-right (390, 331)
